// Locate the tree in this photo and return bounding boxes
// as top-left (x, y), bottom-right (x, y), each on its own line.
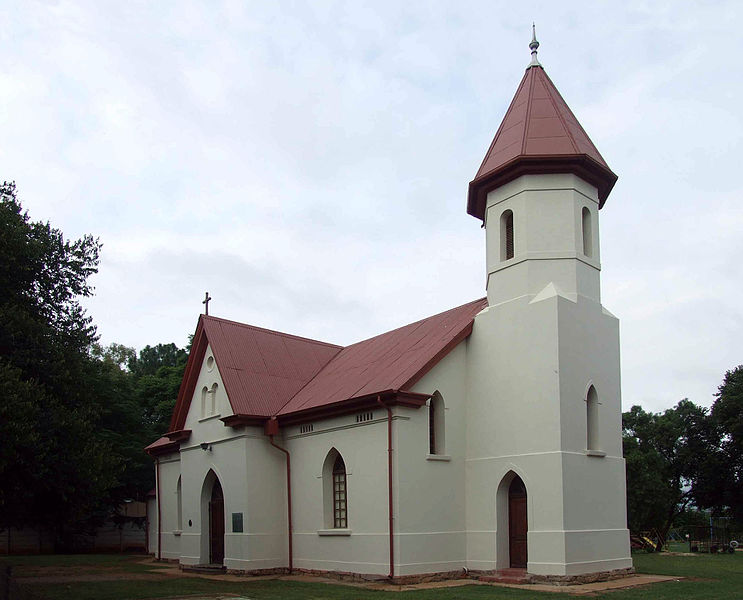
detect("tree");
top-left (622, 399), bottom-right (720, 550)
top-left (705, 366), bottom-right (743, 523)
top-left (0, 181), bottom-right (113, 539)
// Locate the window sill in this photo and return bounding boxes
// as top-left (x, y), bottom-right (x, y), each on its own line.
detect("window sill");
top-left (317, 529), bottom-right (352, 536)
top-left (426, 454), bottom-right (451, 462)
top-left (586, 450), bottom-right (606, 457)
top-left (173, 530), bottom-right (182, 536)
top-left (198, 414), bottom-right (222, 423)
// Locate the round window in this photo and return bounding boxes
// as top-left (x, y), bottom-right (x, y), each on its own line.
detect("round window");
top-left (206, 356), bottom-right (215, 372)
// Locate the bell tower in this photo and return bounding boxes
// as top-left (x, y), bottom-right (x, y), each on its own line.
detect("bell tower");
top-left (467, 27), bottom-right (617, 307)
top-left (463, 29), bottom-right (632, 578)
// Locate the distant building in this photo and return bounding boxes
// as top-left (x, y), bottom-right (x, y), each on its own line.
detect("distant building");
top-left (146, 33), bottom-right (632, 582)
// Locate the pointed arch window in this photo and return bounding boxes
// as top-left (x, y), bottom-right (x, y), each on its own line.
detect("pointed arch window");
top-left (501, 209), bottom-right (514, 261)
top-left (209, 383), bottom-right (218, 415)
top-left (586, 385), bottom-right (599, 451)
top-left (429, 391), bottom-right (446, 455)
top-left (332, 455), bottom-right (348, 528)
top-left (582, 207), bottom-right (593, 257)
top-left (200, 387), bottom-right (208, 418)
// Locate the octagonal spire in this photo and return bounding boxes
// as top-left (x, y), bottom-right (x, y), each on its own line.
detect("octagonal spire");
top-left (467, 34), bottom-right (617, 221)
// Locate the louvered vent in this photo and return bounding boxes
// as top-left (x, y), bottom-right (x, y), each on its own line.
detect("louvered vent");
top-left (355, 412), bottom-right (374, 423)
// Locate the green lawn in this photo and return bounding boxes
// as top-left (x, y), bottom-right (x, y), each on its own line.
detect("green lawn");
top-left (2, 551), bottom-right (740, 600)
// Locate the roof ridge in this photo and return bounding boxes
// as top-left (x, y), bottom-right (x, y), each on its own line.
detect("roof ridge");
top-left (537, 67), bottom-right (579, 154)
top-left (201, 314), bottom-right (343, 349)
top-left (475, 70), bottom-right (529, 178)
top-left (520, 66), bottom-right (537, 155)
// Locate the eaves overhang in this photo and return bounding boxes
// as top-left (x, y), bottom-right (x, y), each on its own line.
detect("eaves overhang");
top-left (467, 153), bottom-right (617, 221)
top-left (276, 389), bottom-right (431, 427)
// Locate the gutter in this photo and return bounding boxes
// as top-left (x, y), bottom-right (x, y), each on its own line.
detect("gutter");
top-left (266, 419), bottom-right (293, 573)
top-left (377, 395), bottom-right (394, 579)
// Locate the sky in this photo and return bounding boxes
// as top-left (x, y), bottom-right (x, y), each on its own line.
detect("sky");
top-left (2, 1), bottom-right (741, 413)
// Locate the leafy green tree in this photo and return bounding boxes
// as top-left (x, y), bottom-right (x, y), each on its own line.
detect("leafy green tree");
top-left (706, 366), bottom-right (743, 523)
top-left (622, 399), bottom-right (720, 549)
top-left (129, 343), bottom-right (188, 378)
top-left (0, 181), bottom-right (114, 539)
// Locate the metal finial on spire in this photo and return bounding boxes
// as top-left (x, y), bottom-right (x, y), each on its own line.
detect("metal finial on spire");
top-left (528, 23), bottom-right (541, 68)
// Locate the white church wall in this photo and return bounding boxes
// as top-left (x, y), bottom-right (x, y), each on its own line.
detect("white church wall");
top-left (396, 341), bottom-right (469, 576)
top-left (156, 453), bottom-right (182, 560)
top-left (555, 294), bottom-right (632, 574)
top-left (285, 412), bottom-right (390, 575)
top-left (239, 433), bottom-right (289, 570)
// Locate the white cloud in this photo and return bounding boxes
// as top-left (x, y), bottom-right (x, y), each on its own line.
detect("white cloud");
top-left (3, 1), bottom-right (742, 414)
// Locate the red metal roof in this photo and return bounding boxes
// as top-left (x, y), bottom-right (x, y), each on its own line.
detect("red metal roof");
top-left (467, 64), bottom-right (617, 220)
top-left (277, 298), bottom-right (488, 416)
top-left (202, 316), bottom-right (343, 418)
top-left (145, 436), bottom-right (178, 456)
top-left (160, 297), bottom-right (487, 442)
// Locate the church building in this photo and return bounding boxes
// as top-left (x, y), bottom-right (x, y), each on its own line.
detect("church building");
top-left (146, 33), bottom-right (633, 582)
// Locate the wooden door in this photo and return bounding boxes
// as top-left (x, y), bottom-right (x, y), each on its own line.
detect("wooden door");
top-left (209, 480), bottom-right (224, 565)
top-left (508, 476), bottom-right (528, 568)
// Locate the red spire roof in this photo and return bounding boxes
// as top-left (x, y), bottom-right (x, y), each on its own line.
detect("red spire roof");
top-left (467, 62), bottom-right (617, 221)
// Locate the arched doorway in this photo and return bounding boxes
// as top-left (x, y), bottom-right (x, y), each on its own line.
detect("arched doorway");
top-left (508, 475), bottom-right (527, 568)
top-left (208, 479), bottom-right (224, 565)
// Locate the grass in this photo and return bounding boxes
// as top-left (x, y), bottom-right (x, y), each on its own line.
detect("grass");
top-left (2, 551), bottom-right (740, 600)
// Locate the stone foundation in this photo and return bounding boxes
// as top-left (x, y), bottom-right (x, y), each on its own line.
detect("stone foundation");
top-left (198, 564), bottom-right (635, 586)
top-left (530, 567), bottom-right (635, 586)
top-left (224, 567), bottom-right (290, 577)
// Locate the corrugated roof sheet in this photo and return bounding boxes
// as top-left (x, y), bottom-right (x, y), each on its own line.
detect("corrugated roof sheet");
top-left (201, 316), bottom-right (343, 417)
top-left (277, 298), bottom-right (487, 415)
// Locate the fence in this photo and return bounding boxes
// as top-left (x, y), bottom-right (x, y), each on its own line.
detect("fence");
top-left (0, 520), bottom-right (146, 555)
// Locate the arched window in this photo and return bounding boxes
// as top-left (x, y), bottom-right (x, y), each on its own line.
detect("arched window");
top-left (200, 386), bottom-right (208, 418)
top-left (176, 476), bottom-right (183, 531)
top-left (210, 383), bottom-right (218, 415)
top-left (429, 391), bottom-right (445, 455)
top-left (322, 449), bottom-right (348, 529)
top-left (586, 385), bottom-right (599, 451)
top-left (582, 207), bottom-right (593, 257)
top-left (332, 456), bottom-right (348, 528)
top-left (500, 209), bottom-right (514, 261)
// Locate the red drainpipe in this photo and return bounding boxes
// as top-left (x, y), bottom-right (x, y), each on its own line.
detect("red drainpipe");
top-left (156, 457), bottom-right (162, 560)
top-left (267, 419), bottom-right (293, 573)
top-left (377, 396), bottom-right (394, 579)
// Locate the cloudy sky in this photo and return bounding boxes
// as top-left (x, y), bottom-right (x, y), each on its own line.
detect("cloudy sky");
top-left (2, 1), bottom-right (741, 413)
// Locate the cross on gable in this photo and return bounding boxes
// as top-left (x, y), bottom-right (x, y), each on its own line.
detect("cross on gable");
top-left (202, 292), bottom-right (212, 315)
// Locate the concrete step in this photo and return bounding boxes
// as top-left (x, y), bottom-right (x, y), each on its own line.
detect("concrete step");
top-left (478, 569), bottom-right (531, 584)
